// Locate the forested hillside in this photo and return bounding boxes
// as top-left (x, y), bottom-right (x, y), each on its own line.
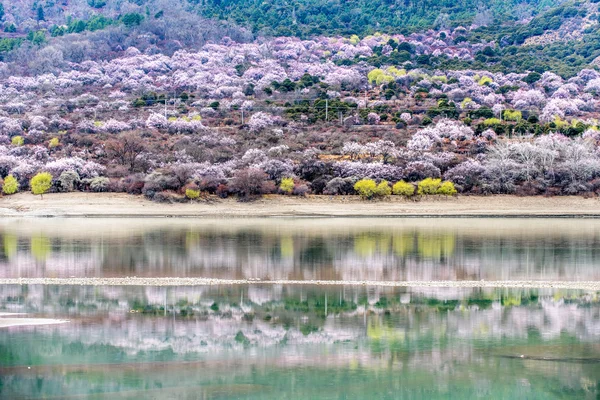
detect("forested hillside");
top-left (199, 0), bottom-right (560, 37)
top-left (1, 0), bottom-right (600, 202)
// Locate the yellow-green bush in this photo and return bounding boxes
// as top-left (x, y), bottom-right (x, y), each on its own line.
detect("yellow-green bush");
top-left (417, 178), bottom-right (441, 195)
top-left (11, 136), bottom-right (24, 146)
top-left (30, 172), bottom-right (52, 198)
top-left (354, 178), bottom-right (377, 199)
top-left (2, 175), bottom-right (18, 195)
top-left (478, 76), bottom-right (493, 86)
top-left (483, 118), bottom-right (502, 126)
top-left (392, 180), bottom-right (415, 196)
top-left (460, 97), bottom-right (473, 109)
top-left (367, 69), bottom-right (394, 85)
top-left (374, 180), bottom-right (391, 197)
top-left (49, 137), bottom-right (60, 148)
top-left (503, 109), bottom-right (522, 122)
top-left (279, 177), bottom-right (294, 194)
top-left (437, 181), bottom-right (457, 195)
top-left (185, 188), bottom-right (200, 200)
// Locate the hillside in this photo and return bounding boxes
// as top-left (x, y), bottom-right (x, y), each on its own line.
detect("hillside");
top-left (199, 0), bottom-right (561, 37)
top-left (0, 0), bottom-right (599, 77)
top-left (1, 0), bottom-right (600, 202)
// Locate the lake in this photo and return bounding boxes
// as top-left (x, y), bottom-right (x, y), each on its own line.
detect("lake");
top-left (0, 218), bottom-right (599, 399)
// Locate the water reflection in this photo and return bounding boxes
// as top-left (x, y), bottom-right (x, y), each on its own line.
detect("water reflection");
top-left (0, 285), bottom-right (599, 399)
top-left (1, 218), bottom-right (600, 281)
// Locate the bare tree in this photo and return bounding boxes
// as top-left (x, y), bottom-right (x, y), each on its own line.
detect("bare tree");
top-left (105, 131), bottom-right (146, 172)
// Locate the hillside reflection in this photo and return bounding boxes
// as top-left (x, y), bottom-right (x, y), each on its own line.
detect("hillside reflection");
top-left (1, 218), bottom-right (600, 281)
top-left (1, 285), bottom-right (599, 399)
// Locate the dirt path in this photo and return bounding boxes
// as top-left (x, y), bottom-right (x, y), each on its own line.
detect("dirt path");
top-left (1, 192), bottom-right (600, 217)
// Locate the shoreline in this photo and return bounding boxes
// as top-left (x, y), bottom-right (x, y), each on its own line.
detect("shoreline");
top-left (2, 192), bottom-right (600, 218)
top-left (1, 277), bottom-right (599, 290)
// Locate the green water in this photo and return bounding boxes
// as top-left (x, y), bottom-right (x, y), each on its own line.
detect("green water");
top-left (0, 218), bottom-right (599, 399)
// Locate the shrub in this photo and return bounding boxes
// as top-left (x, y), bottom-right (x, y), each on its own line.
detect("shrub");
top-left (354, 178), bottom-right (377, 199)
top-left (230, 168), bottom-right (270, 201)
top-left (216, 184), bottom-right (229, 198)
top-left (374, 180), bottom-right (391, 197)
top-left (392, 180), bottom-right (415, 196)
top-left (89, 177), bottom-right (110, 192)
top-left (417, 178), bottom-right (442, 195)
top-left (30, 172), bottom-right (53, 198)
top-left (185, 188), bottom-right (200, 200)
top-left (153, 190), bottom-right (186, 203)
top-left (143, 172), bottom-right (181, 196)
top-left (503, 109), bottom-right (522, 122)
top-left (279, 177), bottom-right (294, 194)
top-left (323, 177), bottom-right (355, 195)
top-left (483, 118), bottom-right (502, 126)
top-left (120, 174), bottom-right (145, 194)
top-left (293, 183), bottom-right (310, 196)
top-left (437, 181), bottom-right (458, 195)
top-left (478, 76), bottom-right (493, 86)
top-left (49, 137), bottom-right (60, 148)
top-left (2, 175), bottom-right (18, 195)
top-left (57, 170), bottom-right (80, 192)
top-left (11, 136), bottom-right (24, 146)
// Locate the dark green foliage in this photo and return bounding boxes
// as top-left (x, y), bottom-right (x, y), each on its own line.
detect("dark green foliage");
top-left (88, 0), bottom-right (107, 8)
top-left (523, 72), bottom-right (542, 84)
top-left (121, 13), bottom-right (144, 27)
top-left (36, 6), bottom-right (45, 22)
top-left (0, 38), bottom-right (21, 54)
top-left (243, 84), bottom-right (255, 96)
top-left (235, 331), bottom-right (250, 345)
top-left (496, 85), bottom-right (521, 94)
top-left (469, 107), bottom-right (494, 119)
top-left (27, 31), bottom-right (46, 46)
top-left (198, 0), bottom-right (558, 38)
top-left (132, 92), bottom-right (167, 107)
top-left (320, 1), bottom-right (599, 78)
top-left (426, 99), bottom-right (459, 119)
top-left (51, 15), bottom-right (115, 36)
top-left (452, 1), bottom-right (600, 78)
top-left (234, 63), bottom-right (248, 76)
top-left (285, 98), bottom-right (357, 123)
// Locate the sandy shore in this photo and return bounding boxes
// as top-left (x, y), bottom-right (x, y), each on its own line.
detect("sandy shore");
top-left (2, 192), bottom-right (600, 217)
top-left (0, 314), bottom-right (68, 328)
top-left (1, 277), bottom-right (599, 290)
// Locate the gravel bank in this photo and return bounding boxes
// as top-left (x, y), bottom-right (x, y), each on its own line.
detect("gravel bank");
top-left (1, 277), bottom-right (599, 290)
top-left (2, 192), bottom-right (600, 217)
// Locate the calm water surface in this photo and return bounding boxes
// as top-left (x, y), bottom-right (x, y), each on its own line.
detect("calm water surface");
top-left (2, 218), bottom-right (600, 281)
top-left (0, 218), bottom-right (599, 399)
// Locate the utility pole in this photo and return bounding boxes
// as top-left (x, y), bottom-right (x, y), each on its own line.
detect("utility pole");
top-left (241, 109), bottom-right (244, 125)
top-left (325, 99), bottom-right (328, 121)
